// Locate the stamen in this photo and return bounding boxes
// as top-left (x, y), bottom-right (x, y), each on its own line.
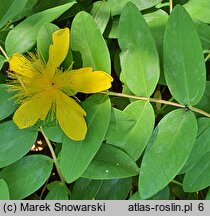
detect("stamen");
top-left (18, 77), bottom-right (27, 91)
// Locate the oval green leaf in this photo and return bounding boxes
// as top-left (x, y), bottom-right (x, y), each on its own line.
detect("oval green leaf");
top-left (144, 10), bottom-right (168, 84)
top-left (107, 101), bottom-right (155, 161)
top-left (184, 0), bottom-right (210, 24)
top-left (71, 177), bottom-right (131, 200)
top-left (0, 120), bottom-right (38, 168)
top-left (60, 94), bottom-right (111, 183)
top-left (71, 178), bottom-right (103, 200)
top-left (90, 1), bottom-right (110, 34)
top-left (0, 155), bottom-right (53, 199)
top-left (94, 178), bottom-right (131, 200)
top-left (180, 117), bottom-right (210, 173)
top-left (71, 11), bottom-right (111, 73)
top-left (106, 107), bottom-right (136, 144)
top-left (205, 189), bottom-right (210, 200)
top-left (0, 179), bottom-right (10, 200)
top-left (194, 20), bottom-right (210, 50)
top-left (0, 0), bottom-right (30, 29)
top-left (82, 144), bottom-right (139, 179)
top-left (45, 181), bottom-right (69, 200)
top-left (0, 56), bottom-right (6, 70)
top-left (43, 121), bottom-right (65, 143)
top-left (130, 186), bottom-right (169, 200)
top-left (118, 2), bottom-right (159, 97)
top-left (5, 2), bottom-right (75, 56)
top-left (139, 109), bottom-right (197, 199)
top-left (37, 23), bottom-right (59, 62)
top-left (163, 5), bottom-right (206, 106)
top-left (196, 81), bottom-right (210, 114)
top-left (0, 84), bottom-right (18, 121)
top-left (108, 0), bottom-right (161, 16)
top-left (183, 151), bottom-right (210, 192)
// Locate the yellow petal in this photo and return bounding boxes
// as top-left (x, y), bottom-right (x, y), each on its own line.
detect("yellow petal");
top-left (9, 53), bottom-right (34, 78)
top-left (56, 67), bottom-right (113, 94)
top-left (13, 91), bottom-right (52, 128)
top-left (47, 28), bottom-right (69, 76)
top-left (55, 90), bottom-right (87, 141)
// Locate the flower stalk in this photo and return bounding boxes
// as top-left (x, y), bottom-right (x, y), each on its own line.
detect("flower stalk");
top-left (169, 0), bottom-right (173, 13)
top-left (40, 126), bottom-right (65, 183)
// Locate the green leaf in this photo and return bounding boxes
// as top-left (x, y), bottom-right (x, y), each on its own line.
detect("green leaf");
top-left (0, 155), bottom-right (53, 199)
top-left (108, 9), bottom-right (168, 40)
top-left (129, 186), bottom-right (169, 200)
top-left (0, 179), bottom-right (10, 200)
top-left (0, 30), bottom-right (9, 46)
top-left (181, 117), bottom-right (210, 173)
top-left (5, 2), bottom-right (75, 56)
top-left (108, 9), bottom-right (168, 85)
top-left (95, 178), bottom-right (131, 200)
top-left (106, 108), bottom-right (136, 144)
top-left (37, 23), bottom-right (59, 62)
top-left (144, 9), bottom-right (168, 48)
top-left (45, 181), bottom-right (69, 200)
top-left (71, 178), bottom-right (131, 200)
top-left (119, 2), bottom-right (159, 97)
top-left (196, 81), bottom-right (210, 114)
top-left (0, 56), bottom-right (6, 70)
top-left (108, 18), bottom-right (119, 39)
top-left (82, 144), bottom-right (139, 179)
top-left (129, 191), bottom-right (141, 200)
top-left (43, 122), bottom-right (65, 143)
top-left (139, 109), bottom-right (197, 199)
top-left (71, 11), bottom-right (111, 73)
top-left (71, 178), bottom-right (103, 200)
top-left (184, 0), bottom-right (210, 24)
top-left (0, 120), bottom-right (38, 168)
top-left (16, 0), bottom-right (38, 19)
top-left (107, 101), bottom-right (155, 160)
top-left (205, 188), bottom-right (210, 200)
top-left (37, 23), bottom-right (73, 69)
top-left (0, 0), bottom-right (30, 29)
top-left (108, 0), bottom-right (161, 16)
top-left (194, 20), bottom-right (210, 50)
top-left (163, 5), bottom-right (206, 106)
top-left (90, 1), bottom-right (110, 34)
top-left (0, 84), bottom-right (18, 121)
top-left (144, 10), bottom-right (168, 84)
top-left (60, 94), bottom-right (111, 183)
top-left (33, 0), bottom-right (75, 13)
top-left (183, 151), bottom-right (210, 192)
top-left (196, 117), bottom-right (210, 133)
top-left (148, 186), bottom-right (170, 200)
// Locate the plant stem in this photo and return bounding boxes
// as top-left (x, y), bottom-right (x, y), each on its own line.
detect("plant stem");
top-left (190, 106), bottom-right (210, 118)
top-left (0, 45), bottom-right (9, 60)
top-left (39, 179), bottom-right (49, 200)
top-left (171, 179), bottom-right (183, 186)
top-left (155, 2), bottom-right (170, 9)
top-left (100, 91), bottom-right (210, 118)
top-left (169, 0), bottom-right (173, 13)
top-left (101, 91), bottom-right (184, 108)
top-left (156, 96), bottom-right (174, 115)
top-left (205, 53), bottom-right (210, 62)
top-left (40, 126), bottom-right (65, 183)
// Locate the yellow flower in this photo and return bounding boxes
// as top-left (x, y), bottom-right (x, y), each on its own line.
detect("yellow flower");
top-left (8, 28), bottom-right (113, 141)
